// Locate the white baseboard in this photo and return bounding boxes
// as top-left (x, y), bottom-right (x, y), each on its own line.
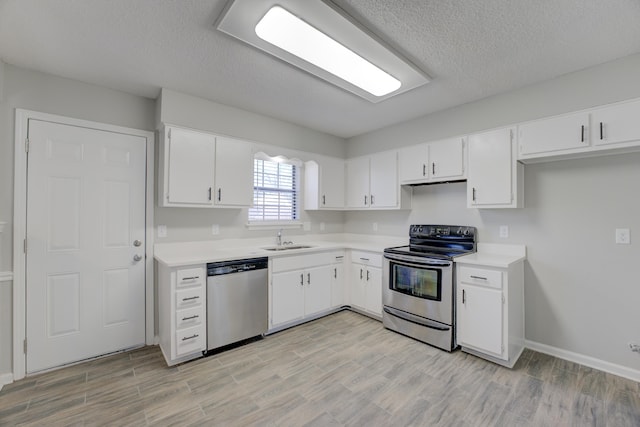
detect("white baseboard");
top-left (525, 340), bottom-right (640, 382)
top-left (0, 372), bottom-right (14, 390)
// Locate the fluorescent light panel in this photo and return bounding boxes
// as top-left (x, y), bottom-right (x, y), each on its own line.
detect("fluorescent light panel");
top-left (216, 0), bottom-right (430, 103)
top-left (255, 6), bottom-right (401, 97)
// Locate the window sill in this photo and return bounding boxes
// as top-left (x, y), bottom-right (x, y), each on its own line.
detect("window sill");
top-left (246, 222), bottom-right (303, 231)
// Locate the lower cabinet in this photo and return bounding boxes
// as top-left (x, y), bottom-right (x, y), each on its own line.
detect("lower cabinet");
top-left (158, 263), bottom-right (207, 366)
top-left (456, 262), bottom-right (524, 368)
top-left (349, 250), bottom-right (383, 316)
top-left (330, 252), bottom-right (346, 308)
top-left (269, 252), bottom-right (338, 330)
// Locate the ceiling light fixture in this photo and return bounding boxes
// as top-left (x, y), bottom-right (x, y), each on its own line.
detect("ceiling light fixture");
top-left (216, 0), bottom-right (430, 103)
top-left (255, 6), bottom-right (401, 97)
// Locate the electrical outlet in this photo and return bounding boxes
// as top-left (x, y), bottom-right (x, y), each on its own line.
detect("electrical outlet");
top-left (615, 228), bottom-right (630, 244)
top-left (320, 222), bottom-right (325, 231)
top-left (211, 224), bottom-right (219, 235)
top-left (499, 225), bottom-right (509, 238)
top-left (157, 225), bottom-right (167, 238)
top-left (629, 342), bottom-right (640, 353)
top-left (373, 222), bottom-right (378, 232)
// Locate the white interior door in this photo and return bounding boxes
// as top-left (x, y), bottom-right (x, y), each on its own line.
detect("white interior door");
top-left (26, 119), bottom-right (147, 373)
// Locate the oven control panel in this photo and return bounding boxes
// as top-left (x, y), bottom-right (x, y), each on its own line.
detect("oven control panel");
top-left (410, 225), bottom-right (475, 239)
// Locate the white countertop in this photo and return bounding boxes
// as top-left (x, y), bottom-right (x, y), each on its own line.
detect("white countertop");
top-left (455, 243), bottom-right (526, 268)
top-left (154, 233), bottom-right (408, 267)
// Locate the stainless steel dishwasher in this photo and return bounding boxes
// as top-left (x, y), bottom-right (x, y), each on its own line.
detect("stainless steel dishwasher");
top-left (206, 257), bottom-right (268, 352)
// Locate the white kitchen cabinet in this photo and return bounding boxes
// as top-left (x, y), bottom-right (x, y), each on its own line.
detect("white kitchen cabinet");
top-left (214, 136), bottom-right (253, 207)
top-left (158, 263), bottom-right (207, 366)
top-left (399, 137), bottom-right (466, 184)
top-left (467, 127), bottom-right (523, 208)
top-left (159, 125), bottom-right (253, 208)
top-left (269, 252), bottom-right (335, 331)
top-left (456, 261), bottom-right (524, 368)
top-left (346, 151), bottom-right (410, 210)
top-left (304, 157), bottom-right (345, 210)
top-left (330, 252), bottom-right (346, 308)
top-left (518, 112), bottom-right (590, 158)
top-left (591, 98), bottom-right (640, 147)
top-left (349, 250), bottom-right (383, 317)
top-left (160, 126), bottom-right (216, 207)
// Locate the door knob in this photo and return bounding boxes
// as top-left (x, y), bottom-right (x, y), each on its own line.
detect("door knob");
top-left (133, 254), bottom-right (143, 262)
top-left (133, 239), bottom-right (142, 247)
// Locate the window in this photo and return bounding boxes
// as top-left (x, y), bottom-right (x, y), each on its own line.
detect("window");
top-left (249, 158), bottom-right (298, 222)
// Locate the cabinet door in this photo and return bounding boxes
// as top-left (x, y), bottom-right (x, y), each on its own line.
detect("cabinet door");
top-left (458, 284), bottom-right (503, 357)
top-left (167, 127), bottom-right (215, 205)
top-left (305, 265), bottom-right (332, 316)
top-left (369, 151), bottom-right (398, 208)
top-left (365, 267), bottom-right (382, 315)
top-left (346, 157), bottom-right (370, 208)
top-left (349, 265), bottom-right (367, 310)
top-left (331, 262), bottom-right (345, 308)
top-left (214, 136), bottom-right (253, 206)
top-left (398, 144), bottom-right (428, 184)
top-left (271, 270), bottom-right (305, 326)
top-left (467, 128), bottom-right (514, 206)
top-left (591, 99), bottom-right (640, 147)
top-left (518, 112), bottom-right (589, 156)
top-left (320, 157), bottom-right (346, 208)
top-left (429, 137), bottom-right (465, 181)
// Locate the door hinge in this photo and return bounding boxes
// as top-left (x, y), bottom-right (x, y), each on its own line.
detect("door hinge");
top-left (25, 138), bottom-right (29, 153)
top-left (23, 239), bottom-right (27, 254)
top-left (23, 339), bottom-right (27, 354)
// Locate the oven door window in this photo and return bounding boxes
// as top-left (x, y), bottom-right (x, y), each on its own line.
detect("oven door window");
top-left (391, 262), bottom-right (441, 301)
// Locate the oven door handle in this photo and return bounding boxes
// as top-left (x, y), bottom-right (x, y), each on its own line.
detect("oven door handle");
top-left (383, 307), bottom-right (450, 331)
top-left (384, 253), bottom-right (451, 268)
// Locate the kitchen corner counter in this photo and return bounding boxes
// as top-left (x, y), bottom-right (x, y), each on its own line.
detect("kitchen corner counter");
top-left (455, 243), bottom-right (526, 268)
top-left (154, 234), bottom-right (407, 267)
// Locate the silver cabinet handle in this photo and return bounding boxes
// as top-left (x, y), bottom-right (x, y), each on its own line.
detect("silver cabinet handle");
top-left (360, 257), bottom-right (369, 261)
top-left (133, 239), bottom-right (142, 247)
top-left (432, 162), bottom-right (435, 175)
top-left (423, 164), bottom-right (426, 176)
top-left (181, 334), bottom-right (199, 341)
top-left (133, 254), bottom-right (143, 262)
top-left (300, 274), bottom-right (304, 286)
top-left (470, 275), bottom-right (487, 280)
top-left (322, 195), bottom-right (326, 205)
top-left (218, 188), bottom-right (221, 202)
top-left (364, 195), bottom-right (368, 205)
top-left (580, 125), bottom-right (585, 142)
top-left (182, 296), bottom-right (200, 301)
top-left (366, 270), bottom-right (370, 281)
top-left (472, 187), bottom-right (476, 202)
top-left (462, 289), bottom-right (466, 304)
top-left (360, 269), bottom-right (363, 280)
top-left (307, 273), bottom-right (311, 284)
top-left (181, 276), bottom-right (199, 281)
top-left (182, 315), bottom-right (199, 321)
top-left (334, 268), bottom-right (337, 279)
top-left (371, 195), bottom-right (375, 205)
top-left (208, 187), bottom-right (212, 201)
top-left (600, 122), bottom-right (604, 140)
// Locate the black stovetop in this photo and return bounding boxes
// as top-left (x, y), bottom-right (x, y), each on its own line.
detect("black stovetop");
top-left (384, 224), bottom-right (477, 260)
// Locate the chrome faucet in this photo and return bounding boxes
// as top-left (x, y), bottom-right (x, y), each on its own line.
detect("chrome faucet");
top-left (276, 228), bottom-right (283, 246)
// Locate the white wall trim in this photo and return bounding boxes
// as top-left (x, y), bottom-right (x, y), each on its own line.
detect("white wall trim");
top-left (526, 339), bottom-right (640, 382)
top-left (12, 109), bottom-right (155, 381)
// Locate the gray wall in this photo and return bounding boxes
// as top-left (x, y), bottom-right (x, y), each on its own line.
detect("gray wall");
top-left (345, 53), bottom-right (640, 372)
top-left (154, 89), bottom-right (346, 245)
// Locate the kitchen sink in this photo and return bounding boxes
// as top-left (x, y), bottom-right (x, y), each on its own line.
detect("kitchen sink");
top-left (262, 245), bottom-right (314, 251)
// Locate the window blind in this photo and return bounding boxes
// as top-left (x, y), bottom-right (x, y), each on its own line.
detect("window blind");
top-left (249, 159), bottom-right (298, 221)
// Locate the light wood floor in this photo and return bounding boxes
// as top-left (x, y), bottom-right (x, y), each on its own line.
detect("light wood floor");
top-left (1, 310), bottom-right (639, 426)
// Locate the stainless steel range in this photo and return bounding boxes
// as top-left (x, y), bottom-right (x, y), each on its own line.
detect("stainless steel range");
top-left (382, 225), bottom-right (476, 351)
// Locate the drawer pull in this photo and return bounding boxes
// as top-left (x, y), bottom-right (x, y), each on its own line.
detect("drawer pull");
top-left (470, 275), bottom-right (487, 280)
top-left (360, 257), bottom-right (369, 261)
top-left (182, 315), bottom-right (199, 321)
top-left (181, 276), bottom-right (199, 281)
top-left (181, 334), bottom-right (199, 341)
top-left (182, 296), bottom-right (200, 301)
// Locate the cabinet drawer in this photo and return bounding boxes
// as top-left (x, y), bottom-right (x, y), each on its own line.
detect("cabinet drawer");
top-left (459, 266), bottom-right (502, 289)
top-left (176, 267), bottom-right (205, 288)
top-left (351, 251), bottom-right (382, 268)
top-left (175, 306), bottom-right (204, 330)
top-left (272, 252), bottom-right (333, 272)
top-left (175, 325), bottom-right (205, 356)
top-left (176, 286), bottom-right (204, 310)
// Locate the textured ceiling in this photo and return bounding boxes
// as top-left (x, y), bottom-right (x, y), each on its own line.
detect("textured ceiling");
top-left (1, 0), bottom-right (640, 138)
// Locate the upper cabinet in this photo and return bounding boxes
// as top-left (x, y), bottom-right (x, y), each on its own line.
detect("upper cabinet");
top-left (304, 157), bottom-right (345, 210)
top-left (518, 112), bottom-right (589, 159)
top-left (399, 137), bottom-right (466, 185)
top-left (591, 98), bottom-right (640, 147)
top-left (346, 151), bottom-right (411, 210)
top-left (467, 127), bottom-right (523, 209)
top-left (158, 125), bottom-right (253, 208)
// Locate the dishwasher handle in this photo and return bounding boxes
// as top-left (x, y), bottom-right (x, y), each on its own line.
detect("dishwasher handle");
top-left (207, 257), bottom-right (268, 276)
